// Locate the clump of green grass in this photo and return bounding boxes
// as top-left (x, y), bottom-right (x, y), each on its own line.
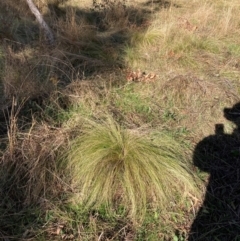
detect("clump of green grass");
top-left (66, 117), bottom-right (198, 222)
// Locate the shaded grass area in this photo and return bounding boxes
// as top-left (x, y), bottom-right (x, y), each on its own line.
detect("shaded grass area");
top-left (0, 0), bottom-right (240, 240)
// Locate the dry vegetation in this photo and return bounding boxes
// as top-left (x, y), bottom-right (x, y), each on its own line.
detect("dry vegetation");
top-left (0, 0), bottom-right (240, 240)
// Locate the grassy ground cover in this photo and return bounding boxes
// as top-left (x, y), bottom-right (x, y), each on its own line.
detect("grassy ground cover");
top-left (0, 0), bottom-right (240, 240)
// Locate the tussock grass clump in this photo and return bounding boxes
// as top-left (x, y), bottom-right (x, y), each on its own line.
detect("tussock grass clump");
top-left (0, 106), bottom-right (70, 238)
top-left (67, 117), bottom-right (198, 222)
top-left (1, 121), bottom-right (67, 205)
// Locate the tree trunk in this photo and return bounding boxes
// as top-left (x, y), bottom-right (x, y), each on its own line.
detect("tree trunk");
top-left (25, 0), bottom-right (55, 45)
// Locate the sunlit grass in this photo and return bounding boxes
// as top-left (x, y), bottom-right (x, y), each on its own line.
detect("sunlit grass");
top-left (67, 117), bottom-right (198, 222)
top-left (123, 0), bottom-right (240, 75)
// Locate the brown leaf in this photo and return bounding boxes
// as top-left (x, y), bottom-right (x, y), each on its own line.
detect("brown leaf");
top-left (126, 69), bottom-right (157, 83)
top-left (178, 18), bottom-right (198, 32)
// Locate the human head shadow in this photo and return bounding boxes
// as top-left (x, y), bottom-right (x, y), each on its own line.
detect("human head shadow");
top-left (189, 102), bottom-right (240, 240)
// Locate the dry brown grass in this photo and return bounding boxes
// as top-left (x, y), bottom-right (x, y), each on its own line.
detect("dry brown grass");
top-left (2, 48), bottom-right (51, 102)
top-left (1, 119), bottom-right (68, 204)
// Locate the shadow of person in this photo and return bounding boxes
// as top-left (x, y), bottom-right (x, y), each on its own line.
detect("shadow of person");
top-left (189, 102), bottom-right (240, 241)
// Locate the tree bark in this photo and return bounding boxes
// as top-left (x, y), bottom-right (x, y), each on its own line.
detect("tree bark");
top-left (25, 0), bottom-right (55, 45)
